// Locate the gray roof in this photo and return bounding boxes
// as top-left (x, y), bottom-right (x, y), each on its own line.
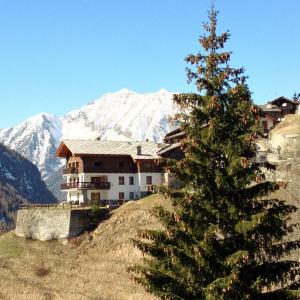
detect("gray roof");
top-left (164, 131), bottom-right (185, 141)
top-left (157, 142), bottom-right (181, 155)
top-left (257, 105), bottom-right (281, 112)
top-left (61, 139), bottom-right (166, 160)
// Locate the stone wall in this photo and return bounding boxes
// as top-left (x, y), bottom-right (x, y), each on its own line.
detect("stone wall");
top-left (264, 156), bottom-right (300, 261)
top-left (15, 208), bottom-right (92, 241)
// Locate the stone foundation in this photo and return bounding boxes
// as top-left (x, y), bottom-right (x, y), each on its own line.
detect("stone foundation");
top-left (15, 208), bottom-right (92, 241)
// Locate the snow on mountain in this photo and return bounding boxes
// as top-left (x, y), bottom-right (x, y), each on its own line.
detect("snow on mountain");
top-left (0, 89), bottom-right (178, 199)
top-left (0, 113), bottom-right (62, 180)
top-left (62, 88), bottom-right (177, 141)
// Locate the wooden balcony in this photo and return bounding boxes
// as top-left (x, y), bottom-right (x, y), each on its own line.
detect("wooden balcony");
top-left (63, 167), bottom-right (78, 175)
top-left (61, 182), bottom-right (111, 190)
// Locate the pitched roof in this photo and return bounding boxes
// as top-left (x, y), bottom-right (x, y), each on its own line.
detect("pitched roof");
top-left (270, 96), bottom-right (299, 105)
top-left (157, 142), bottom-right (181, 155)
top-left (257, 104), bottom-right (281, 112)
top-left (164, 131), bottom-right (186, 142)
top-left (56, 140), bottom-right (166, 160)
top-left (164, 128), bottom-right (182, 138)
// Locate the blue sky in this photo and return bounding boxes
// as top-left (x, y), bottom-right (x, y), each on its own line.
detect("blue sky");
top-left (0, 0), bottom-right (299, 128)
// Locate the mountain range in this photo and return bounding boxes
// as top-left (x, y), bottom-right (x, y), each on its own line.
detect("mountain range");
top-left (0, 144), bottom-right (57, 228)
top-left (0, 89), bottom-right (178, 199)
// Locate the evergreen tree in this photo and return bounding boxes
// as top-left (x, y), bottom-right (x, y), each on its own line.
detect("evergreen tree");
top-left (292, 92), bottom-right (300, 102)
top-left (129, 6), bottom-right (300, 300)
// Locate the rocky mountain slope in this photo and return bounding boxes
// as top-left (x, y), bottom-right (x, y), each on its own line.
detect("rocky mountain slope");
top-left (0, 89), bottom-right (178, 199)
top-left (0, 144), bottom-right (57, 228)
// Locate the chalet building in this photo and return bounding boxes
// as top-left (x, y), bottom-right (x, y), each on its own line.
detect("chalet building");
top-left (258, 96), bottom-right (299, 135)
top-left (159, 124), bottom-right (268, 175)
top-left (158, 128), bottom-right (185, 160)
top-left (56, 140), bottom-right (165, 205)
top-left (157, 128), bottom-right (185, 188)
top-left (270, 96), bottom-right (299, 116)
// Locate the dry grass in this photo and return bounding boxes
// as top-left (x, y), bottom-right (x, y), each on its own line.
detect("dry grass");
top-left (34, 266), bottom-right (51, 277)
top-left (0, 194), bottom-right (170, 300)
top-left (1, 188), bottom-right (299, 299)
top-left (271, 114), bottom-right (300, 135)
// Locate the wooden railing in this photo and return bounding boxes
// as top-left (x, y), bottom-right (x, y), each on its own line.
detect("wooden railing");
top-left (20, 203), bottom-right (74, 210)
top-left (61, 182), bottom-right (111, 190)
top-left (63, 167), bottom-right (78, 175)
top-left (19, 199), bottom-right (130, 210)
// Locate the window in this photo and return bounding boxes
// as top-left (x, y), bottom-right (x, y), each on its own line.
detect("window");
top-left (129, 192), bottom-right (134, 200)
top-left (75, 162), bottom-right (79, 169)
top-left (91, 177), bottom-right (101, 183)
top-left (129, 176), bottom-right (134, 185)
top-left (99, 176), bottom-right (108, 182)
top-left (119, 192), bottom-right (125, 200)
top-left (119, 176), bottom-right (125, 185)
top-left (146, 176), bottom-right (152, 185)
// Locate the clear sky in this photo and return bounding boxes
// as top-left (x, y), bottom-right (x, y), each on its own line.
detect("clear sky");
top-left (0, 0), bottom-right (299, 128)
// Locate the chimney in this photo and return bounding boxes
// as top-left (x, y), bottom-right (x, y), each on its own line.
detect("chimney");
top-left (137, 145), bottom-right (142, 155)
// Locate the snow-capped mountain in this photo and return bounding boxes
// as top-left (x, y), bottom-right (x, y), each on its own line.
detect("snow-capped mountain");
top-left (0, 89), bottom-right (178, 199)
top-left (62, 88), bottom-right (177, 141)
top-left (0, 113), bottom-right (62, 180)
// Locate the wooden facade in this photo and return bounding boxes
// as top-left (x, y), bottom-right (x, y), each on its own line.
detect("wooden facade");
top-left (63, 155), bottom-right (163, 174)
top-left (270, 97), bottom-right (299, 116)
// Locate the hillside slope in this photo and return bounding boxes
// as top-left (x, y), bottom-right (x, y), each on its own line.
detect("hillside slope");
top-left (269, 114), bottom-right (300, 153)
top-left (0, 185), bottom-right (299, 299)
top-left (0, 194), bottom-right (170, 299)
top-left (0, 183), bottom-right (27, 229)
top-left (0, 144), bottom-right (56, 228)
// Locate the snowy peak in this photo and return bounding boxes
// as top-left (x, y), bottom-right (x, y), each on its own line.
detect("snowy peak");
top-left (62, 89), bottom-right (178, 142)
top-left (0, 113), bottom-right (62, 179)
top-left (114, 88), bottom-right (136, 95)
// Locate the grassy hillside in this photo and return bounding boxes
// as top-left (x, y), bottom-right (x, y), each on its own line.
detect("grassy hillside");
top-left (0, 187), bottom-right (298, 299)
top-left (0, 194), bottom-right (171, 300)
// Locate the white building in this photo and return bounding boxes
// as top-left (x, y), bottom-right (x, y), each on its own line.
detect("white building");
top-left (56, 140), bottom-right (165, 205)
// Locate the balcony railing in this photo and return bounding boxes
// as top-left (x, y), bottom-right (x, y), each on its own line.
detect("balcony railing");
top-left (61, 182), bottom-right (111, 190)
top-left (63, 167), bottom-right (78, 175)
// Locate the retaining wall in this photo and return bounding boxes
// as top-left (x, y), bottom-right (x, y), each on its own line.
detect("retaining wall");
top-left (15, 208), bottom-right (91, 241)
